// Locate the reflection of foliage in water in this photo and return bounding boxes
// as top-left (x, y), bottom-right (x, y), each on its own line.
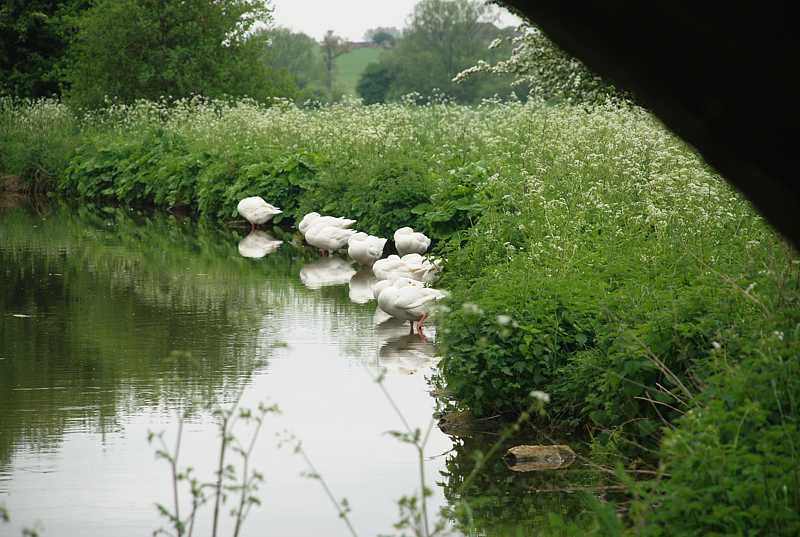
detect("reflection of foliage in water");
top-left (0, 201), bottom-right (304, 467)
top-left (441, 430), bottom-right (614, 536)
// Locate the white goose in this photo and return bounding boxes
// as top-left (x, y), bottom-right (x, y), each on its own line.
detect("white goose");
top-left (374, 277), bottom-right (448, 335)
top-left (394, 227), bottom-right (431, 255)
top-left (237, 197), bottom-right (282, 231)
top-left (373, 305), bottom-right (394, 326)
top-left (305, 223), bottom-right (358, 254)
top-left (372, 255), bottom-right (415, 281)
top-left (347, 232), bottom-right (387, 266)
top-left (298, 212), bottom-right (356, 236)
top-left (237, 230), bottom-right (283, 259)
top-left (372, 254), bottom-right (439, 283)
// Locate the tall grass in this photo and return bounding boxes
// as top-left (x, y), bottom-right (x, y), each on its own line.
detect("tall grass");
top-left (1, 96), bottom-right (798, 535)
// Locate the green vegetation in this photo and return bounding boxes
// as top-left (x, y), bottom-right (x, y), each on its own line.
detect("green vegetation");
top-left (150, 395), bottom-right (278, 537)
top-left (0, 97), bottom-right (80, 191)
top-left (0, 0), bottom-right (592, 108)
top-left (258, 28), bottom-right (368, 102)
top-left (0, 1), bottom-right (78, 97)
top-left (0, 0), bottom-right (295, 108)
top-left (1, 94), bottom-right (798, 535)
top-left (356, 62), bottom-right (395, 104)
top-left (364, 26), bottom-right (400, 47)
top-left (319, 30), bottom-right (351, 100)
top-left (355, 0), bottom-right (522, 104)
top-left (0, 0), bottom-right (618, 119)
top-left (62, 0), bottom-right (291, 109)
top-left (454, 24), bottom-right (626, 104)
top-left (6, 1), bottom-right (793, 535)
top-left (336, 47), bottom-right (382, 95)
top-left (260, 28), bottom-right (327, 101)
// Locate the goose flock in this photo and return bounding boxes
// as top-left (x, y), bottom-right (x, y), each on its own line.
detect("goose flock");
top-left (237, 196), bottom-right (447, 336)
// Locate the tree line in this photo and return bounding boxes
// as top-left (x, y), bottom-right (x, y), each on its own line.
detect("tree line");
top-left (0, 0), bottom-right (618, 108)
top-left (1, 0), bottom-right (299, 107)
top-left (262, 0), bottom-right (532, 105)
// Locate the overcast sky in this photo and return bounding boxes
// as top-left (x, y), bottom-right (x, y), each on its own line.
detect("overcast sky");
top-left (270, 0), bottom-right (523, 41)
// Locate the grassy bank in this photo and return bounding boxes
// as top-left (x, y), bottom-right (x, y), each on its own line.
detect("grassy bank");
top-left (1, 95), bottom-right (798, 535)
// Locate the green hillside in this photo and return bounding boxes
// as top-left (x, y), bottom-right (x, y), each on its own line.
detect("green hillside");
top-left (335, 47), bottom-right (382, 95)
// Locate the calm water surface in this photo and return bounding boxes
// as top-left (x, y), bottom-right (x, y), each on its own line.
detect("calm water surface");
top-left (0, 198), bottom-right (595, 537)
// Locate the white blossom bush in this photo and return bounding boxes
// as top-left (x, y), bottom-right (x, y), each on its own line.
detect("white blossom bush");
top-left (454, 24), bottom-right (627, 104)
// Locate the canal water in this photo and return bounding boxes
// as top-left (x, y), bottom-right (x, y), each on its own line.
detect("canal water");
top-left (0, 198), bottom-right (595, 537)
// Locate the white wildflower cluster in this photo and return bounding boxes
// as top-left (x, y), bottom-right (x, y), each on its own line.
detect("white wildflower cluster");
top-left (496, 314), bottom-right (513, 326)
top-left (453, 24), bottom-right (624, 104)
top-left (0, 96), bottom-right (76, 137)
top-left (529, 390), bottom-right (550, 403)
top-left (2, 94), bottom-right (785, 288)
top-left (462, 303), bottom-right (484, 315)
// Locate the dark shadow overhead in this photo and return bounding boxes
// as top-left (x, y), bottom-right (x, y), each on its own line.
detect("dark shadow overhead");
top-left (500, 1), bottom-right (797, 248)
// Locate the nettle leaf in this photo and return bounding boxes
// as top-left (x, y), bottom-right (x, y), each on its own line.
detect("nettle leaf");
top-left (426, 210), bottom-right (454, 223)
top-left (411, 202), bottom-right (432, 215)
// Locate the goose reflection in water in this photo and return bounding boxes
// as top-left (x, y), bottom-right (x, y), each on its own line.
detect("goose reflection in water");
top-left (348, 268), bottom-right (378, 304)
top-left (238, 230), bottom-right (283, 259)
top-left (299, 255), bottom-right (356, 289)
top-left (376, 321), bottom-right (437, 375)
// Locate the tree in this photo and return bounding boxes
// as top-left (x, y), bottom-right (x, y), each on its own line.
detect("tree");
top-left (455, 24), bottom-right (626, 104)
top-left (364, 26), bottom-right (400, 47)
top-left (380, 0), bottom-right (511, 102)
top-left (62, 0), bottom-right (294, 108)
top-left (320, 30), bottom-right (349, 99)
top-left (371, 30), bottom-right (396, 47)
top-left (364, 26), bottom-right (401, 42)
top-left (0, 1), bottom-right (86, 97)
top-left (259, 27), bottom-right (326, 99)
top-left (356, 62), bottom-right (394, 104)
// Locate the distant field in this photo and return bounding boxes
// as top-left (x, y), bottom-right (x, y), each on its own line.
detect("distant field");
top-left (335, 47), bottom-right (382, 95)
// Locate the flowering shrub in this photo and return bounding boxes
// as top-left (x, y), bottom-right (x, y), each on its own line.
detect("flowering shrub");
top-left (454, 24), bottom-right (626, 104)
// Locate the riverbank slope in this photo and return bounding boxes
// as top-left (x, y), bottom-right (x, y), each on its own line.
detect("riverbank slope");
top-left (2, 96), bottom-right (798, 535)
